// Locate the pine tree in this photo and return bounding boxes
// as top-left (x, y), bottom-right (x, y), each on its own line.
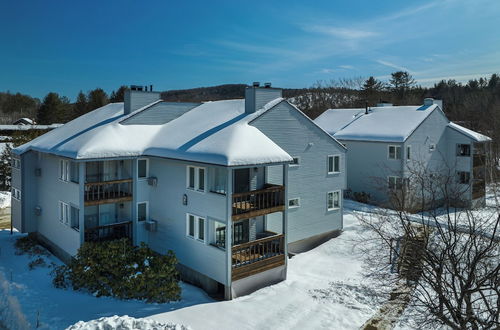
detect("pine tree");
top-left (37, 92), bottom-right (64, 124)
top-left (390, 71), bottom-right (416, 103)
top-left (110, 86), bottom-right (127, 103)
top-left (74, 91), bottom-right (88, 117)
top-left (87, 88), bottom-right (109, 111)
top-left (0, 143), bottom-right (12, 190)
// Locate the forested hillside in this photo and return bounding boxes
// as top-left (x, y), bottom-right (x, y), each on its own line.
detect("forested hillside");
top-left (2, 71), bottom-right (500, 157)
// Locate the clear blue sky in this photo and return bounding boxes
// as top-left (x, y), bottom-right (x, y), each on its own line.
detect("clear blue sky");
top-left (1, 0), bottom-right (499, 100)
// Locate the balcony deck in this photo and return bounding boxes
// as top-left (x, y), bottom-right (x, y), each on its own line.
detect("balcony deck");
top-left (84, 178), bottom-right (133, 206)
top-left (84, 221), bottom-right (132, 243)
top-left (232, 184), bottom-right (285, 221)
top-left (231, 234), bottom-right (285, 281)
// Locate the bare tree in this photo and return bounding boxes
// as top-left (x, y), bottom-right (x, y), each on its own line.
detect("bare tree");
top-left (356, 162), bottom-right (500, 329)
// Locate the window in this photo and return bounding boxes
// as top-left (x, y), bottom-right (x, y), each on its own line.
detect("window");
top-left (59, 159), bottom-right (78, 182)
top-left (213, 221), bottom-right (226, 249)
top-left (327, 191), bottom-right (340, 211)
top-left (70, 162), bottom-right (79, 183)
top-left (209, 167), bottom-right (227, 194)
top-left (137, 202), bottom-right (148, 222)
top-left (58, 201), bottom-right (69, 225)
top-left (288, 198), bottom-right (300, 208)
top-left (138, 158), bottom-right (148, 179)
top-left (11, 158), bottom-right (20, 169)
top-left (291, 157), bottom-right (300, 166)
top-left (70, 206), bottom-right (79, 230)
top-left (187, 166), bottom-right (206, 192)
top-left (406, 146), bottom-right (411, 160)
top-left (11, 187), bottom-right (21, 201)
top-left (388, 146), bottom-right (402, 160)
top-left (388, 176), bottom-right (405, 190)
top-left (186, 214), bottom-right (205, 242)
top-left (328, 155), bottom-right (340, 174)
top-left (457, 144), bottom-right (471, 157)
top-left (457, 171), bottom-right (470, 184)
top-left (429, 144), bottom-right (436, 152)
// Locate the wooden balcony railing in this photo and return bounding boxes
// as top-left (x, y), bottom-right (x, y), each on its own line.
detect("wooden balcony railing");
top-left (232, 184), bottom-right (285, 221)
top-left (84, 221), bottom-right (132, 243)
top-left (231, 234), bottom-right (285, 281)
top-left (84, 178), bottom-right (132, 206)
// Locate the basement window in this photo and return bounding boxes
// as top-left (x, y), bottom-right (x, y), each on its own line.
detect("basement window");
top-left (288, 198), bottom-right (300, 208)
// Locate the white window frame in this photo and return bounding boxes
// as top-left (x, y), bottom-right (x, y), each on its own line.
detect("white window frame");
top-left (58, 201), bottom-right (70, 226)
top-left (11, 187), bottom-right (21, 201)
top-left (388, 145), bottom-right (401, 160)
top-left (137, 158), bottom-right (149, 180)
top-left (406, 145), bottom-right (411, 161)
top-left (186, 166), bottom-right (206, 193)
top-left (429, 143), bottom-right (436, 152)
top-left (456, 144), bottom-right (471, 157)
top-left (288, 197), bottom-right (301, 208)
top-left (11, 157), bottom-right (21, 169)
top-left (328, 155), bottom-right (341, 174)
top-left (327, 190), bottom-right (341, 211)
top-left (457, 171), bottom-right (471, 184)
top-left (137, 201), bottom-right (149, 222)
top-left (59, 159), bottom-right (70, 182)
top-left (388, 176), bottom-right (405, 190)
top-left (290, 157), bottom-right (300, 167)
top-left (186, 213), bottom-right (206, 243)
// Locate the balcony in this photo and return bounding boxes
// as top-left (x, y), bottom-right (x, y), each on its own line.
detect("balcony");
top-left (84, 179), bottom-right (133, 206)
top-left (231, 234), bottom-right (285, 281)
top-left (84, 221), bottom-right (132, 243)
top-left (232, 184), bottom-right (285, 221)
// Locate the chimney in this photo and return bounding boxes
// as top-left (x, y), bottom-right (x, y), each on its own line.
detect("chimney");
top-left (424, 97), bottom-right (443, 110)
top-left (124, 85), bottom-right (162, 115)
top-left (245, 82), bottom-right (282, 114)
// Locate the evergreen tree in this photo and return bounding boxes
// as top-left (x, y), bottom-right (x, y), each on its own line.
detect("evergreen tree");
top-left (37, 92), bottom-right (65, 124)
top-left (74, 91), bottom-right (88, 117)
top-left (0, 143), bottom-right (12, 190)
top-left (362, 76), bottom-right (385, 105)
top-left (110, 86), bottom-right (127, 103)
top-left (390, 71), bottom-right (416, 103)
top-left (87, 88), bottom-right (109, 111)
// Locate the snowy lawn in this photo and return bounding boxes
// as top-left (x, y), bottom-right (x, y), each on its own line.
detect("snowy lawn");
top-left (1, 200), bottom-right (388, 329)
top-left (0, 230), bottom-right (213, 329)
top-left (148, 201), bottom-right (385, 330)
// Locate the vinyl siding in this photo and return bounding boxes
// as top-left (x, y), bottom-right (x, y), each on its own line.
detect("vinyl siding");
top-left (251, 102), bottom-right (346, 243)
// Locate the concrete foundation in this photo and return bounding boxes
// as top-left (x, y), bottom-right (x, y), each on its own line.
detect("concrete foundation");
top-left (288, 229), bottom-right (341, 255)
top-left (231, 264), bottom-right (286, 298)
top-left (35, 232), bottom-right (74, 264)
top-left (176, 263), bottom-right (223, 296)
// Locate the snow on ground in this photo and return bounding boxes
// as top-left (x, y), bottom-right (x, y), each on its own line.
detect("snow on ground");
top-left (148, 201), bottom-right (385, 330)
top-left (0, 200), bottom-right (386, 330)
top-left (0, 230), bottom-right (212, 329)
top-left (67, 315), bottom-right (189, 330)
top-left (0, 191), bottom-right (10, 209)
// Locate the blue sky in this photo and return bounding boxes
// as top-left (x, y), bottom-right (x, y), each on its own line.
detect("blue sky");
top-left (1, 0), bottom-right (499, 100)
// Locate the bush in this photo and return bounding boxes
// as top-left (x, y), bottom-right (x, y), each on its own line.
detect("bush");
top-left (14, 233), bottom-right (49, 257)
top-left (52, 238), bottom-right (181, 303)
top-left (353, 191), bottom-right (371, 204)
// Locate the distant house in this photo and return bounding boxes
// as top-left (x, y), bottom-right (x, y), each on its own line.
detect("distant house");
top-left (11, 84), bottom-right (346, 299)
top-left (315, 98), bottom-right (491, 209)
top-left (12, 118), bottom-right (35, 125)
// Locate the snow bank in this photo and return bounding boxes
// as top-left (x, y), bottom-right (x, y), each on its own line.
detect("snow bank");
top-left (0, 191), bottom-right (10, 209)
top-left (0, 272), bottom-right (31, 330)
top-left (67, 315), bottom-right (188, 330)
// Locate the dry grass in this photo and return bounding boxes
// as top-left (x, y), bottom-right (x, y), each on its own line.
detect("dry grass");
top-left (0, 211), bottom-right (10, 230)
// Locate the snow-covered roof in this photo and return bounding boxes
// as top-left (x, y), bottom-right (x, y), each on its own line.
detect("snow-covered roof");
top-left (448, 122), bottom-right (491, 142)
top-left (14, 99), bottom-right (294, 166)
top-left (0, 124), bottom-right (62, 130)
top-left (315, 104), bottom-right (441, 142)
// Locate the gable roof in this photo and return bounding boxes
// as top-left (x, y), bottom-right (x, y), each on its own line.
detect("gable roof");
top-left (447, 122), bottom-right (491, 142)
top-left (315, 104), bottom-right (442, 143)
top-left (14, 99), bottom-right (294, 166)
